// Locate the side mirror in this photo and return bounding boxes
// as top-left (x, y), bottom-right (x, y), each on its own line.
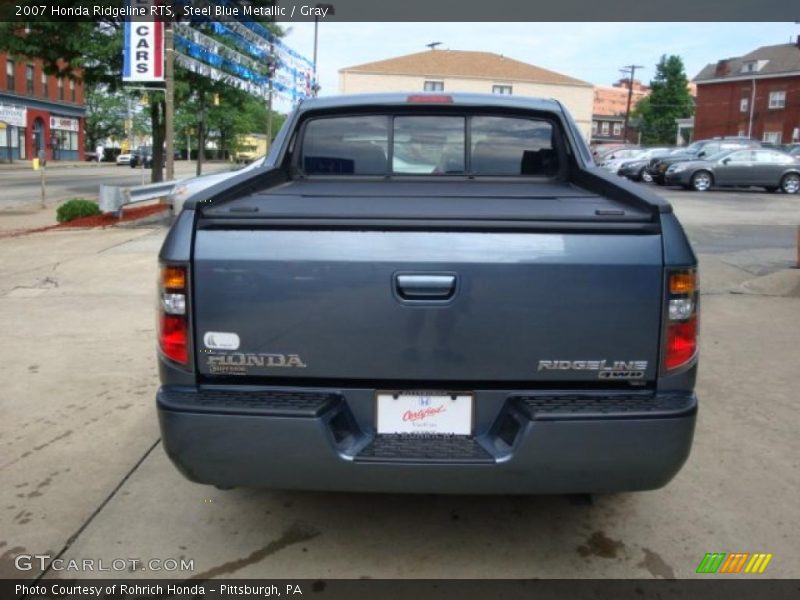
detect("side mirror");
top-left (697, 151), bottom-right (706, 158)
top-left (722, 158), bottom-right (731, 165)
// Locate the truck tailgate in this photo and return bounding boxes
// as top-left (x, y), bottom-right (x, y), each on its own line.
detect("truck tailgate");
top-left (193, 189), bottom-right (664, 383)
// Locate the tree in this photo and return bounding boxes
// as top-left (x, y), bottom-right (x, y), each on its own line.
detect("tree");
top-left (634, 55), bottom-right (694, 145)
top-left (1, 2), bottom-right (286, 180)
top-left (84, 87), bottom-right (127, 151)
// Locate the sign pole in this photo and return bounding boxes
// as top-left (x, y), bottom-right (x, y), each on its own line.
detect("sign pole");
top-left (165, 21), bottom-right (175, 182)
top-left (40, 162), bottom-right (46, 209)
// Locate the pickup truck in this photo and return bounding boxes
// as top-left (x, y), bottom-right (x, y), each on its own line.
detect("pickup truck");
top-left (157, 93), bottom-right (699, 494)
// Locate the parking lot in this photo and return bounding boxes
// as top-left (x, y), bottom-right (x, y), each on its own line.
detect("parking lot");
top-left (1, 185), bottom-right (798, 581)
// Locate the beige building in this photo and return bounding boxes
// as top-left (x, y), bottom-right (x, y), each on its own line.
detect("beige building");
top-left (339, 49), bottom-right (594, 137)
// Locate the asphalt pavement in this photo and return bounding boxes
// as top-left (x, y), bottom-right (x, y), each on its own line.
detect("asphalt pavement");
top-left (0, 162), bottom-right (234, 210)
top-left (0, 185), bottom-right (798, 581)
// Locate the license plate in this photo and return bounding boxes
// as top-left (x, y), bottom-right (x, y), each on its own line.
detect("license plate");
top-left (376, 392), bottom-right (473, 435)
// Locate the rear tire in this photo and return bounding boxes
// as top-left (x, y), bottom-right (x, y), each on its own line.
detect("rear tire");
top-left (780, 173), bottom-right (800, 194)
top-left (691, 171), bottom-right (713, 192)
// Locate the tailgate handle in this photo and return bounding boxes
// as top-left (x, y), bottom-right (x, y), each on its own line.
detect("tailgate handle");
top-left (395, 274), bottom-right (456, 300)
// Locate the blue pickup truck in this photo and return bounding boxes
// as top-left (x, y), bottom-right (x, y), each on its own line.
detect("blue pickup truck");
top-left (156, 93), bottom-right (699, 494)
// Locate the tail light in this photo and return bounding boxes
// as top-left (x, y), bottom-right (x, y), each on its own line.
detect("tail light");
top-left (663, 269), bottom-right (698, 371)
top-left (406, 94), bottom-right (453, 104)
top-left (158, 264), bottom-right (188, 364)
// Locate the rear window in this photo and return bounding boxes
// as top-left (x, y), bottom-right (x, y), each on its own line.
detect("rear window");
top-left (300, 114), bottom-right (558, 176)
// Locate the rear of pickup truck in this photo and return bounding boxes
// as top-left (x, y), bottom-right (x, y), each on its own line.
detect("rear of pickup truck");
top-left (156, 94), bottom-right (698, 494)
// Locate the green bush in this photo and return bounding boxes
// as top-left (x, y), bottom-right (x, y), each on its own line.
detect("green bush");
top-left (56, 198), bottom-right (102, 223)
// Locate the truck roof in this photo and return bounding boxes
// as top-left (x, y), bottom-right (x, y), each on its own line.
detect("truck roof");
top-left (295, 93), bottom-right (566, 114)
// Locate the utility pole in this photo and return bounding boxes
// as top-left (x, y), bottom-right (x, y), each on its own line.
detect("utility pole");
top-left (266, 48), bottom-right (275, 151)
top-left (165, 21), bottom-right (175, 181)
top-left (620, 64), bottom-right (644, 143)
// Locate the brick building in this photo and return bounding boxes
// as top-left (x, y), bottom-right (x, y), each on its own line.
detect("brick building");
top-left (0, 52), bottom-right (86, 162)
top-left (591, 78), bottom-right (650, 144)
top-left (693, 41), bottom-right (800, 145)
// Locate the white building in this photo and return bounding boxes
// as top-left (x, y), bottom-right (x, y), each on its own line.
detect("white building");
top-left (339, 49), bottom-right (594, 137)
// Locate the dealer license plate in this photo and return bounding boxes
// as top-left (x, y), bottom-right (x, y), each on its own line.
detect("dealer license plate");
top-left (376, 392), bottom-right (473, 435)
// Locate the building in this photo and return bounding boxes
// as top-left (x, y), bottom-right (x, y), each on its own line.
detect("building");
top-left (339, 49), bottom-right (594, 137)
top-left (0, 52), bottom-right (86, 162)
top-left (693, 40), bottom-right (800, 144)
top-left (591, 78), bottom-right (650, 144)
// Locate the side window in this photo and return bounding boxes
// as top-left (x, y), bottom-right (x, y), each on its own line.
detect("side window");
top-left (725, 151), bottom-right (753, 163)
top-left (700, 143), bottom-right (719, 156)
top-left (755, 150), bottom-right (789, 164)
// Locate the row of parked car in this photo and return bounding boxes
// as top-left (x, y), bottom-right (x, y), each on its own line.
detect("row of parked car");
top-left (594, 138), bottom-right (800, 194)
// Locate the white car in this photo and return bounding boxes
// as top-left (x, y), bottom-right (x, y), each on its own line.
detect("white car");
top-left (116, 153), bottom-right (132, 166)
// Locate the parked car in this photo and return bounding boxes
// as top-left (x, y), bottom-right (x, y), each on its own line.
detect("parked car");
top-left (591, 143), bottom-right (631, 161)
top-left (646, 138), bottom-right (760, 184)
top-left (116, 153), bottom-right (132, 166)
top-left (596, 147), bottom-right (645, 171)
top-left (665, 148), bottom-right (800, 192)
top-left (130, 146), bottom-right (153, 169)
top-left (617, 147), bottom-right (675, 182)
top-left (156, 93), bottom-right (699, 495)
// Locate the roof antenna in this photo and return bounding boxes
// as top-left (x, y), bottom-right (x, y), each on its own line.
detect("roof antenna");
top-left (426, 42), bottom-right (442, 50)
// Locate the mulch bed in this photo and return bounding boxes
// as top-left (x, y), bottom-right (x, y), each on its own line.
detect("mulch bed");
top-left (0, 203), bottom-right (169, 239)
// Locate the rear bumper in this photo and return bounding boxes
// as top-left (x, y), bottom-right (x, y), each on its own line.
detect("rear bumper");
top-left (157, 386), bottom-right (696, 494)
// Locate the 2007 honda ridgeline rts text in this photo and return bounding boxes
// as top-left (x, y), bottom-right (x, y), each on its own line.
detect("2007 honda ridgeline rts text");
top-left (156, 93), bottom-right (699, 494)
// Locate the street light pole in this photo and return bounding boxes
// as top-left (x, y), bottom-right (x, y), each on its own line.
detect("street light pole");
top-left (312, 4), bottom-right (335, 97)
top-left (165, 21), bottom-right (175, 181)
top-left (620, 64), bottom-right (644, 143)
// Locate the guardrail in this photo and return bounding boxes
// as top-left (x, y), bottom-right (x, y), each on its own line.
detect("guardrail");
top-left (98, 181), bottom-right (176, 217)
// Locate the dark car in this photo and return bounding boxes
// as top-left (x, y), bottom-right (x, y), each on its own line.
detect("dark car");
top-left (664, 148), bottom-right (800, 192)
top-left (130, 146), bottom-right (153, 169)
top-left (616, 147), bottom-right (674, 182)
top-left (647, 138), bottom-right (760, 185)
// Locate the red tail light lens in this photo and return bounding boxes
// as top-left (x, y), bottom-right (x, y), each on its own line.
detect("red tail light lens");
top-left (159, 313), bottom-right (188, 364)
top-left (158, 264), bottom-right (188, 365)
top-left (665, 315), bottom-right (697, 370)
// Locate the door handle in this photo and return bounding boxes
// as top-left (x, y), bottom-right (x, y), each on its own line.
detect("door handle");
top-left (395, 274), bottom-right (456, 300)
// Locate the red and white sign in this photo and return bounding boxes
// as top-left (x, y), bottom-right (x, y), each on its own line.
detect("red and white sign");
top-left (376, 392), bottom-right (473, 435)
top-left (50, 116), bottom-right (79, 132)
top-left (122, 0), bottom-right (164, 83)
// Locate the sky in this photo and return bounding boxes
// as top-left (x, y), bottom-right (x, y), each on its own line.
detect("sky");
top-left (279, 22), bottom-right (799, 108)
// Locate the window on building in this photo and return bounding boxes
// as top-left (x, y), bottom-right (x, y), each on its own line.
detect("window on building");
top-left (6, 58), bottom-right (15, 91)
top-left (601, 122), bottom-right (609, 135)
top-left (762, 131), bottom-right (782, 144)
top-left (423, 81), bottom-right (444, 92)
top-left (738, 129), bottom-right (747, 137)
top-left (741, 62), bottom-right (757, 73)
top-left (26, 64), bottom-right (34, 94)
top-left (58, 78), bottom-right (64, 100)
top-left (768, 91), bottom-right (786, 109)
top-left (613, 122), bottom-right (622, 136)
top-left (41, 72), bottom-right (48, 97)
top-left (740, 97), bottom-right (749, 112)
top-left (70, 79), bottom-right (76, 102)
top-left (492, 85), bottom-right (513, 95)
top-left (591, 121), bottom-right (598, 135)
